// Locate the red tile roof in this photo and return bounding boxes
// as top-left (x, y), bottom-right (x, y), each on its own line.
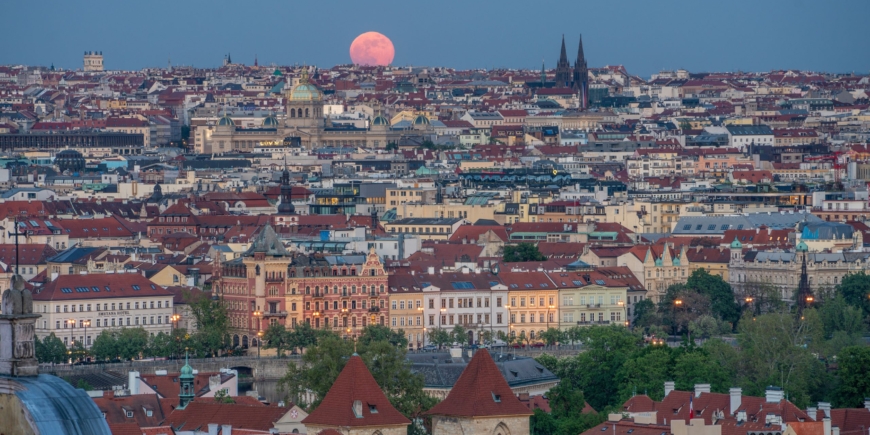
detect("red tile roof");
top-left (426, 349), bottom-right (532, 418)
top-left (164, 402), bottom-right (287, 432)
top-left (33, 273), bottom-right (173, 301)
top-left (302, 355), bottom-right (410, 428)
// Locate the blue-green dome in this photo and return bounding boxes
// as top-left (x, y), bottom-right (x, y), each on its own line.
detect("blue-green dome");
top-left (372, 115), bottom-right (390, 126)
top-left (654, 258), bottom-right (663, 267)
top-left (730, 237), bottom-right (743, 249)
top-left (180, 354), bottom-right (194, 379)
top-left (262, 115), bottom-right (279, 126)
top-left (413, 115), bottom-right (430, 125)
top-left (272, 68), bottom-right (283, 76)
top-left (796, 241), bottom-right (809, 252)
top-left (218, 114), bottom-right (235, 127)
top-left (290, 83), bottom-right (322, 101)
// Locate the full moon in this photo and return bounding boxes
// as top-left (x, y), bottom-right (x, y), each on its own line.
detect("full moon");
top-left (349, 32), bottom-right (395, 66)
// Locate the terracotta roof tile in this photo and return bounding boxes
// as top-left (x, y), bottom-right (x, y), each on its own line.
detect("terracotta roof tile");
top-left (426, 349), bottom-right (532, 418)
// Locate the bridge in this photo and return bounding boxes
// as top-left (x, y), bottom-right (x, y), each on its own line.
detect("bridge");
top-left (39, 356), bottom-right (299, 382)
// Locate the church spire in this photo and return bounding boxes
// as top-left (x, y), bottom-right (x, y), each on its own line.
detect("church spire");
top-left (540, 59), bottom-right (546, 86)
top-left (576, 34), bottom-right (586, 67)
top-left (559, 34), bottom-right (568, 65)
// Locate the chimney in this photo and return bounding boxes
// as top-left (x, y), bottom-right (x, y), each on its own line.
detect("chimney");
top-left (427, 266), bottom-right (435, 275)
top-left (807, 407), bottom-right (817, 421)
top-left (765, 386), bottom-right (784, 403)
top-left (694, 383), bottom-right (710, 397)
top-left (823, 417), bottom-right (831, 435)
top-left (222, 425), bottom-right (232, 435)
top-left (865, 398), bottom-right (870, 410)
top-left (818, 402), bottom-right (831, 418)
top-left (128, 371), bottom-right (140, 395)
top-left (104, 390), bottom-right (115, 399)
top-left (664, 381), bottom-right (675, 398)
top-left (730, 388), bottom-right (742, 415)
top-left (208, 424), bottom-right (219, 435)
top-left (831, 426), bottom-right (839, 435)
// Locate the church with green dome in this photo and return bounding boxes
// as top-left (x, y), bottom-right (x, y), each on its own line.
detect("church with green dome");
top-left (200, 67), bottom-right (434, 153)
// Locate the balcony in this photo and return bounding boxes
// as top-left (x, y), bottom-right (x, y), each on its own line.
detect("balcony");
top-left (576, 320), bottom-right (611, 325)
top-left (312, 292), bottom-right (324, 299)
top-left (369, 292), bottom-right (379, 299)
top-left (586, 304), bottom-right (601, 309)
top-left (264, 311), bottom-right (288, 318)
top-left (368, 307), bottom-right (381, 313)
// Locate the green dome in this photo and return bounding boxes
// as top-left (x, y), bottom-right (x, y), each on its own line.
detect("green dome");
top-left (262, 115), bottom-right (279, 126)
top-left (413, 115), bottom-right (430, 125)
top-left (730, 237), bottom-right (743, 249)
top-left (290, 83), bottom-right (322, 101)
top-left (372, 115), bottom-right (390, 126)
top-left (796, 241), bottom-right (809, 252)
top-left (180, 353), bottom-right (194, 378)
top-left (272, 68), bottom-right (283, 76)
top-left (218, 114), bottom-right (235, 127)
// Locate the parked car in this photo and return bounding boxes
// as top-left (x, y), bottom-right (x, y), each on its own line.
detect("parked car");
top-left (421, 344), bottom-right (437, 352)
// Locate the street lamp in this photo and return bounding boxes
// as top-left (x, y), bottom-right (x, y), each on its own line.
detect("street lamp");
top-left (547, 305), bottom-right (554, 330)
top-left (672, 299), bottom-right (683, 339)
top-left (83, 320), bottom-right (90, 350)
top-left (253, 310), bottom-right (262, 358)
top-left (67, 319), bottom-right (75, 350)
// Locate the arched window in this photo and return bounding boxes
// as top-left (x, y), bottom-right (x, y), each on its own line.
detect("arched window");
top-left (290, 108), bottom-right (295, 118)
top-left (305, 286), bottom-right (310, 295)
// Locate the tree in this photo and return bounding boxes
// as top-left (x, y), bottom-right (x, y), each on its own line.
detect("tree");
top-left (35, 333), bottom-right (68, 364)
top-left (554, 325), bottom-right (642, 411)
top-left (540, 328), bottom-right (564, 346)
top-left (213, 388), bottom-right (235, 404)
top-left (385, 142), bottom-right (398, 151)
top-left (617, 346), bottom-right (673, 401)
top-left (502, 243), bottom-right (546, 263)
top-left (742, 282), bottom-right (787, 315)
top-left (287, 322), bottom-right (319, 353)
top-left (689, 314), bottom-right (731, 340)
top-left (278, 328), bottom-right (436, 422)
top-left (428, 328), bottom-right (452, 349)
top-left (358, 324), bottom-right (408, 348)
top-left (658, 285), bottom-right (711, 336)
top-left (76, 379), bottom-right (94, 391)
top-left (836, 272), bottom-right (870, 318)
top-left (534, 378), bottom-right (604, 435)
top-left (263, 323), bottom-right (292, 357)
top-left (672, 347), bottom-right (733, 394)
top-left (834, 346), bottom-right (870, 408)
top-left (684, 269), bottom-right (740, 327)
top-left (186, 291), bottom-right (230, 356)
top-left (91, 330), bottom-right (119, 361)
top-left (632, 298), bottom-right (659, 332)
top-left (148, 332), bottom-right (173, 358)
top-left (117, 328), bottom-right (150, 360)
top-left (450, 324), bottom-right (468, 346)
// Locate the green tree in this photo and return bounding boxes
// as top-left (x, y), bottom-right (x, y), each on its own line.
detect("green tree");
top-left (148, 332), bottom-right (173, 358)
top-left (502, 243), bottom-right (546, 262)
top-left (539, 379), bottom-right (605, 435)
top-left (428, 328), bottom-right (452, 349)
top-left (540, 327), bottom-right (564, 346)
top-left (450, 324), bottom-right (468, 346)
top-left (35, 333), bottom-right (68, 364)
top-left (278, 328), bottom-right (436, 422)
top-left (385, 142), bottom-right (398, 151)
top-left (742, 282), bottom-right (787, 315)
top-left (287, 321), bottom-right (320, 353)
top-left (617, 346), bottom-right (673, 401)
top-left (91, 330), bottom-right (119, 361)
top-left (834, 346), bottom-right (870, 408)
top-left (736, 311), bottom-right (826, 408)
top-left (836, 272), bottom-right (870, 317)
top-left (672, 347), bottom-right (733, 394)
top-left (186, 291), bottom-right (230, 356)
top-left (117, 328), bottom-right (150, 360)
top-left (263, 323), bottom-right (292, 357)
top-left (632, 298), bottom-right (659, 332)
top-left (555, 325), bottom-right (642, 410)
top-left (76, 379), bottom-right (94, 390)
top-left (689, 314), bottom-right (731, 340)
top-left (213, 388), bottom-right (235, 404)
top-left (685, 269), bottom-right (740, 327)
top-left (358, 324), bottom-right (408, 348)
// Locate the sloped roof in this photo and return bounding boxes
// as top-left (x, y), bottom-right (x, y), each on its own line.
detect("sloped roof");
top-left (244, 224), bottom-right (290, 257)
top-left (302, 355), bottom-right (410, 427)
top-left (425, 349), bottom-right (532, 418)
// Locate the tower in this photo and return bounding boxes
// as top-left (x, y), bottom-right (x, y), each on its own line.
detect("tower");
top-left (573, 34), bottom-right (589, 110)
top-left (277, 159), bottom-right (295, 215)
top-left (83, 51), bottom-right (104, 72)
top-left (554, 35), bottom-right (571, 87)
top-left (796, 241), bottom-right (812, 315)
top-left (178, 352), bottom-right (195, 409)
top-left (540, 60), bottom-right (546, 86)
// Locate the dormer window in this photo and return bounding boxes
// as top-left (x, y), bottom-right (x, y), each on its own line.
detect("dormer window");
top-left (369, 404), bottom-right (378, 414)
top-left (492, 392), bottom-right (501, 403)
top-left (353, 400), bottom-right (363, 418)
top-left (126, 411), bottom-right (133, 418)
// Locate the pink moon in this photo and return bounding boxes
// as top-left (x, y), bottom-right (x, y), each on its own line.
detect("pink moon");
top-left (349, 32), bottom-right (395, 66)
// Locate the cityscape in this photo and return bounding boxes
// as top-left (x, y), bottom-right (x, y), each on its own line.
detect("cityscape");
top-left (1, 2), bottom-right (870, 434)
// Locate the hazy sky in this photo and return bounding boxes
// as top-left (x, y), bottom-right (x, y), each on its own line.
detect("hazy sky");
top-left (3, 0), bottom-right (869, 78)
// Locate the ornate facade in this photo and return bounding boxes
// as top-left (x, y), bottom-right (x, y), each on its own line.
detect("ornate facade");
top-left (200, 69), bottom-right (435, 153)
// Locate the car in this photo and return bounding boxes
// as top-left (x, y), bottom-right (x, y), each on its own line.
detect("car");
top-left (421, 345), bottom-right (437, 352)
top-left (531, 342), bottom-right (545, 348)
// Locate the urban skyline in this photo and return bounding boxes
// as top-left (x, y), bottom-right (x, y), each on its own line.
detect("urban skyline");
top-left (3, 0), bottom-right (870, 75)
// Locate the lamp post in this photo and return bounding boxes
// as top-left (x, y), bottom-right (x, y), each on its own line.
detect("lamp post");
top-left (253, 310), bottom-right (262, 358)
top-left (83, 320), bottom-right (90, 350)
top-left (547, 305), bottom-right (554, 330)
top-left (1, 218), bottom-right (27, 276)
top-left (170, 314), bottom-right (181, 357)
top-left (672, 299), bottom-right (683, 340)
top-left (617, 300), bottom-right (625, 327)
top-left (68, 319), bottom-right (75, 343)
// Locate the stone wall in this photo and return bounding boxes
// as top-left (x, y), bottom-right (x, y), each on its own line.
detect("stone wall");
top-left (431, 415), bottom-right (530, 435)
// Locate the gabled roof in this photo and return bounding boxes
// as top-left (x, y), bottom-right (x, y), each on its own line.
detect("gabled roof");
top-left (425, 349), bottom-right (532, 418)
top-left (164, 401), bottom-right (287, 432)
top-left (302, 355), bottom-right (410, 428)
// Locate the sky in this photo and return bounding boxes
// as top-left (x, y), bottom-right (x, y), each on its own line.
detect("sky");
top-left (2, 0), bottom-right (869, 78)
